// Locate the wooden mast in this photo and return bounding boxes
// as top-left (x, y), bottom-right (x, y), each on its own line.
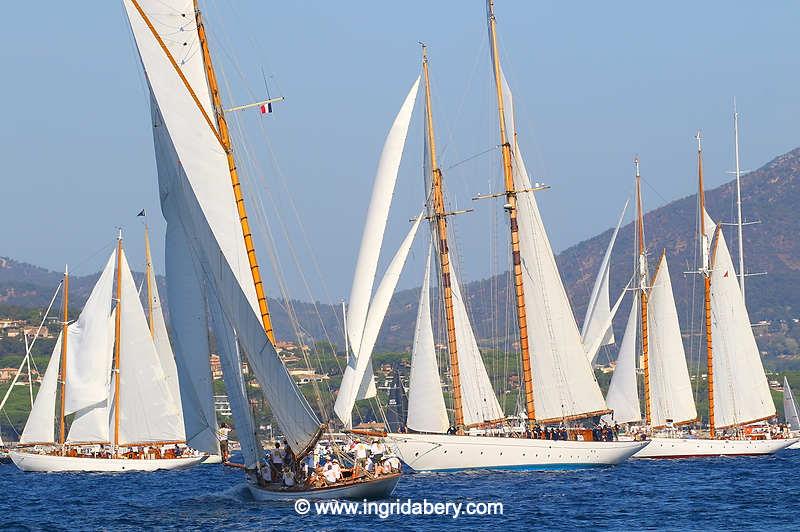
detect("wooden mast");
top-left (487, 0), bottom-right (535, 426)
top-left (696, 131), bottom-right (715, 438)
top-left (421, 44), bottom-right (465, 432)
top-left (58, 265), bottom-right (69, 446)
top-left (144, 225), bottom-right (154, 336)
top-left (113, 231), bottom-right (123, 454)
top-left (634, 158), bottom-right (652, 426)
top-left (193, 1), bottom-right (277, 344)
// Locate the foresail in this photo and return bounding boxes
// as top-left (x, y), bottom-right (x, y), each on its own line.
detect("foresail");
top-left (784, 377), bottom-right (800, 431)
top-left (582, 201), bottom-right (628, 362)
top-left (406, 244), bottom-right (449, 433)
top-left (501, 71), bottom-right (607, 421)
top-left (604, 296), bottom-right (641, 424)
top-left (20, 332), bottom-right (63, 443)
top-left (647, 254), bottom-right (697, 427)
top-left (334, 213), bottom-right (424, 425)
top-left (709, 228), bottom-right (775, 428)
top-left (64, 251), bottom-right (116, 415)
top-left (116, 250), bottom-right (184, 444)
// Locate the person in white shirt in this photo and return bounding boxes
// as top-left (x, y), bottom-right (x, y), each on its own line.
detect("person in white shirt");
top-left (370, 440), bottom-right (385, 462)
top-left (282, 469), bottom-right (296, 487)
top-left (353, 440), bottom-right (369, 469)
top-left (217, 424), bottom-right (232, 462)
top-left (323, 463), bottom-right (338, 484)
top-left (331, 459), bottom-right (342, 480)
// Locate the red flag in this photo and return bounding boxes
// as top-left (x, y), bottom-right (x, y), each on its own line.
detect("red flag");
top-left (260, 102), bottom-right (273, 115)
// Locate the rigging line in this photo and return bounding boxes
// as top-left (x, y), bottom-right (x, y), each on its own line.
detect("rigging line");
top-left (442, 146), bottom-right (498, 173)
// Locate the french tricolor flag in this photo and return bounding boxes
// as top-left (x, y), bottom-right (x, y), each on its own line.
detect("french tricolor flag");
top-left (260, 102), bottom-right (273, 115)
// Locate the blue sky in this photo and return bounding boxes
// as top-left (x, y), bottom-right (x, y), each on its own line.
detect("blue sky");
top-left (1, 1), bottom-right (797, 302)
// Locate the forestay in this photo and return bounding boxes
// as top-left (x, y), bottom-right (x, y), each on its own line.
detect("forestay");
top-left (647, 254), bottom-right (697, 427)
top-left (337, 78), bottom-right (421, 424)
top-left (604, 297), bottom-right (641, 424)
top-left (406, 244), bottom-right (450, 433)
top-left (124, 0), bottom-right (322, 454)
top-left (708, 221), bottom-right (775, 428)
top-left (582, 201), bottom-right (628, 363)
top-left (501, 71), bottom-right (608, 421)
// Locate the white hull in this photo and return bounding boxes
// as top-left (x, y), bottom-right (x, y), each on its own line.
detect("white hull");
top-left (388, 433), bottom-right (648, 472)
top-left (247, 474), bottom-right (401, 501)
top-left (202, 454), bottom-right (223, 464)
top-left (10, 450), bottom-right (205, 472)
top-left (789, 441), bottom-right (800, 450)
top-left (633, 437), bottom-right (799, 459)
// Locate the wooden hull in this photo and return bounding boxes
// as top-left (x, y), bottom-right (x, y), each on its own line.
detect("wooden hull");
top-left (9, 450), bottom-right (205, 472)
top-left (633, 437), bottom-right (799, 459)
top-left (388, 433), bottom-right (647, 472)
top-left (247, 473), bottom-right (401, 501)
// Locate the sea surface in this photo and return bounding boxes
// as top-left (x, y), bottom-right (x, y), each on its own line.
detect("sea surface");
top-left (2, 450), bottom-right (798, 531)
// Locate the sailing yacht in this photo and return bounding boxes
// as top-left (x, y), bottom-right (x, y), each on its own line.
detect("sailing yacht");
top-left (631, 133), bottom-right (797, 458)
top-left (10, 234), bottom-right (204, 472)
top-left (122, 0), bottom-right (399, 499)
top-left (782, 378), bottom-right (800, 449)
top-left (338, 3), bottom-right (645, 472)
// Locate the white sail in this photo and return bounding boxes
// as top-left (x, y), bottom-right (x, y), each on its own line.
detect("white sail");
top-left (501, 72), bottom-right (607, 421)
top-left (20, 332), bottom-right (63, 444)
top-left (64, 252), bottom-right (116, 415)
top-left (582, 201), bottom-right (628, 362)
top-left (406, 244), bottom-right (449, 433)
top-left (148, 253), bottom-right (186, 440)
top-left (66, 311), bottom-right (115, 444)
top-left (116, 250), bottom-right (184, 444)
top-left (449, 263), bottom-right (504, 425)
top-left (647, 254), bottom-right (697, 427)
top-left (125, 0), bottom-right (322, 454)
top-left (334, 213), bottom-right (424, 425)
top-left (709, 227), bottom-right (775, 428)
top-left (604, 296), bottom-right (641, 424)
top-left (208, 292), bottom-right (262, 469)
top-left (341, 78), bottom-right (421, 412)
top-left (164, 224), bottom-right (218, 454)
top-left (784, 377), bottom-right (800, 431)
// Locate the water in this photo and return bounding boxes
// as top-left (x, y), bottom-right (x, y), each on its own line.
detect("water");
top-left (2, 451), bottom-right (798, 530)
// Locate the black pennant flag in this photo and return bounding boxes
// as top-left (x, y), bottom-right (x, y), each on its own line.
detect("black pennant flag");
top-left (137, 209), bottom-right (146, 217)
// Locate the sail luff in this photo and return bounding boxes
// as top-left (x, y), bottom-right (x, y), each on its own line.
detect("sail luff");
top-left (112, 235), bottom-right (123, 451)
top-left (58, 266), bottom-right (68, 445)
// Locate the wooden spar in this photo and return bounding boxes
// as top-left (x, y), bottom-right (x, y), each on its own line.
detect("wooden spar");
top-left (113, 233), bottom-right (123, 455)
top-left (487, 0), bottom-right (535, 427)
top-left (128, 0), bottom-right (277, 343)
top-left (144, 225), bottom-right (154, 336)
top-left (635, 158), bottom-right (652, 426)
top-left (58, 265), bottom-right (69, 446)
top-left (194, 3), bottom-right (277, 345)
top-left (696, 131), bottom-right (716, 438)
top-left (421, 44), bottom-right (465, 432)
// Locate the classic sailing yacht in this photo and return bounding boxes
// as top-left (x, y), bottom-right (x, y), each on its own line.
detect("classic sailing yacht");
top-left (122, 0), bottom-right (399, 499)
top-left (10, 234), bottom-right (204, 472)
top-left (633, 133), bottom-right (797, 458)
top-left (783, 377), bottom-right (800, 449)
top-left (344, 3), bottom-right (645, 472)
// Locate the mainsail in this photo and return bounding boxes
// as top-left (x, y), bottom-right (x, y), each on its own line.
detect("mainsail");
top-left (784, 377), bottom-right (800, 431)
top-left (604, 297), bottom-right (642, 424)
top-left (500, 72), bottom-right (608, 421)
top-left (707, 219), bottom-right (775, 428)
top-left (124, 0), bottom-right (322, 456)
top-left (334, 78), bottom-right (421, 426)
top-left (647, 254), bottom-right (697, 427)
top-left (582, 202), bottom-right (628, 363)
top-left (406, 244), bottom-right (450, 433)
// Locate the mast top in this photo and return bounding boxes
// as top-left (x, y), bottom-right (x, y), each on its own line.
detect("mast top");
top-left (64, 264), bottom-right (69, 276)
top-left (117, 228), bottom-right (123, 241)
top-left (634, 155), bottom-right (640, 177)
top-left (487, 0), bottom-right (496, 19)
top-left (695, 130), bottom-right (703, 152)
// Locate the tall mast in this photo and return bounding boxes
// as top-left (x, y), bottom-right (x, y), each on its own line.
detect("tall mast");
top-left (487, 0), bottom-right (535, 425)
top-left (113, 231), bottom-right (123, 453)
top-left (193, 1), bottom-right (277, 344)
top-left (697, 131), bottom-right (716, 438)
top-left (58, 264), bottom-right (69, 446)
top-left (421, 44), bottom-right (465, 432)
top-left (634, 157), bottom-right (651, 426)
top-left (144, 225), bottom-right (154, 336)
top-left (733, 102), bottom-right (746, 303)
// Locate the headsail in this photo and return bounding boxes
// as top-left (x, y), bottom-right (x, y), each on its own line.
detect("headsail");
top-left (604, 296), bottom-right (641, 424)
top-left (582, 201), bottom-right (628, 362)
top-left (784, 377), bottom-right (800, 431)
top-left (647, 254), bottom-right (697, 427)
top-left (500, 71), bottom-right (608, 421)
top-left (20, 332), bottom-right (64, 443)
top-left (406, 244), bottom-right (449, 433)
